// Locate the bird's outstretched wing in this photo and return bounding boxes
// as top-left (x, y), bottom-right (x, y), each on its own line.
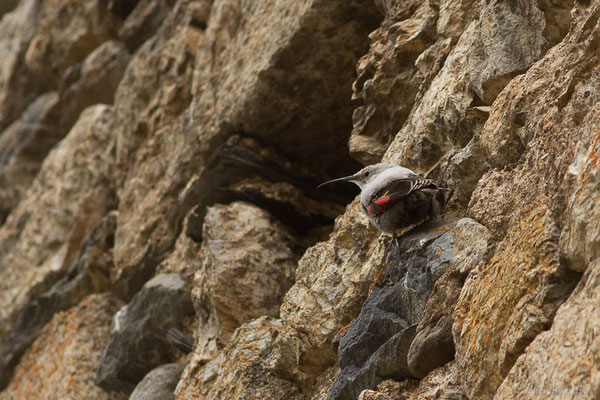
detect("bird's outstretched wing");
top-left (366, 177), bottom-right (435, 216)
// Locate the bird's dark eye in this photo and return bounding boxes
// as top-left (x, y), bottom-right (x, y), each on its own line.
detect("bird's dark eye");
top-left (365, 171), bottom-right (370, 177)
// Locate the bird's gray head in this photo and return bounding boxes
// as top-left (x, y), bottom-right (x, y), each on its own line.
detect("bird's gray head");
top-left (317, 163), bottom-right (396, 190)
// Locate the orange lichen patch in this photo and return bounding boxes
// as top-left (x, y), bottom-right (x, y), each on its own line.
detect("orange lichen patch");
top-left (454, 196), bottom-right (577, 398)
top-left (2, 294), bottom-right (117, 399)
top-left (579, 129), bottom-right (600, 185)
top-left (67, 374), bottom-right (76, 390)
top-left (585, 130), bottom-right (600, 169)
top-left (336, 322), bottom-right (352, 338)
top-left (370, 268), bottom-right (384, 291)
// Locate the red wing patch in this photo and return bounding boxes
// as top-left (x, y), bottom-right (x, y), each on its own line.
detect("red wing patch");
top-left (366, 204), bottom-right (385, 216)
top-left (373, 195), bottom-right (390, 206)
top-left (368, 177), bottom-right (436, 216)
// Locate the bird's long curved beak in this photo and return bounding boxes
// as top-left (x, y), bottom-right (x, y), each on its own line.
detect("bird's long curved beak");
top-left (317, 175), bottom-right (354, 188)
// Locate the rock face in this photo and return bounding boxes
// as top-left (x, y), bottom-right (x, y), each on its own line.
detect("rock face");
top-left (1, 294), bottom-right (121, 400)
top-left (109, 0), bottom-right (378, 301)
top-left (178, 317), bottom-right (304, 399)
top-left (130, 363), bottom-right (185, 400)
top-left (454, 199), bottom-right (580, 398)
top-left (329, 223), bottom-right (454, 400)
top-left (2, 0), bottom-right (600, 399)
top-left (0, 105), bottom-right (117, 390)
top-left (191, 201), bottom-right (298, 357)
top-left (494, 258), bottom-right (600, 400)
top-left (0, 34), bottom-right (128, 225)
top-left (350, 0), bottom-right (439, 165)
top-left (95, 273), bottom-right (194, 393)
top-left (0, 92), bottom-right (61, 223)
top-left (0, 211), bottom-right (116, 389)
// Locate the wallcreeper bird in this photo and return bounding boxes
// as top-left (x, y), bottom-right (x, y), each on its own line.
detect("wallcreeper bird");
top-left (318, 163), bottom-right (452, 243)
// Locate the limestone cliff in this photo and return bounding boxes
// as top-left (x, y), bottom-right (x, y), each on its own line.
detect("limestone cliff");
top-left (0, 0), bottom-right (599, 399)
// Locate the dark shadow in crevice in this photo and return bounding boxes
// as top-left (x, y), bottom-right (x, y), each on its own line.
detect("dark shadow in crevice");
top-left (179, 139), bottom-right (358, 246)
top-left (0, 0), bottom-right (18, 19)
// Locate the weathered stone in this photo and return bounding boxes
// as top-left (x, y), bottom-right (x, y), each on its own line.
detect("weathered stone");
top-left (0, 0), bottom-right (45, 132)
top-left (448, 3), bottom-right (600, 398)
top-left (112, 0), bottom-right (377, 300)
top-left (560, 108), bottom-right (600, 273)
top-left (358, 379), bottom-right (418, 400)
top-left (407, 218), bottom-right (491, 379)
top-left (1, 294), bottom-right (121, 400)
top-left (58, 39), bottom-right (130, 131)
top-left (310, 367), bottom-right (339, 400)
top-left (178, 199), bottom-right (302, 391)
top-left (0, 92), bottom-right (61, 223)
top-left (0, 0), bottom-right (128, 133)
top-left (119, 0), bottom-right (180, 50)
top-left (438, 138), bottom-right (490, 210)
top-left (436, 0), bottom-right (477, 39)
top-left (2, 0), bottom-right (600, 398)
top-left (494, 259), bottom-right (600, 400)
top-left (175, 317), bottom-right (302, 400)
top-left (0, 105), bottom-right (116, 348)
top-left (0, 211), bottom-right (116, 390)
top-left (274, 199), bottom-right (383, 389)
top-left (489, 13), bottom-right (600, 394)
top-left (153, 209), bottom-right (212, 367)
top-left (24, 0), bottom-right (123, 88)
top-left (193, 201), bottom-right (297, 346)
top-left (350, 1), bottom-right (437, 164)
top-left (385, 0), bottom-right (548, 172)
top-left (408, 362), bottom-right (466, 400)
top-left (166, 328), bottom-right (195, 354)
top-left (407, 289), bottom-right (455, 379)
top-left (336, 325), bottom-right (416, 399)
top-left (468, 0), bottom-right (600, 236)
top-left (130, 363), bottom-right (185, 400)
top-left (0, 40), bottom-right (127, 224)
top-left (96, 274), bottom-right (194, 393)
top-left (359, 363), bottom-right (466, 400)
top-left (471, 0), bottom-right (545, 104)
top-left (155, 211), bottom-right (204, 280)
top-left (109, 3), bottom-right (210, 299)
top-left (449, 218), bottom-right (493, 275)
top-left (454, 199), bottom-right (581, 399)
top-left (328, 223), bottom-right (454, 400)
top-left (351, 0), bottom-right (480, 166)
top-left (358, 364), bottom-right (466, 400)
top-left (188, 0), bottom-right (379, 177)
